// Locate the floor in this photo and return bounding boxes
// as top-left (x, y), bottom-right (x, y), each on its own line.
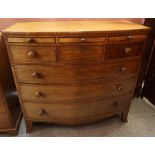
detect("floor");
top-left (1, 98), bottom-right (155, 137)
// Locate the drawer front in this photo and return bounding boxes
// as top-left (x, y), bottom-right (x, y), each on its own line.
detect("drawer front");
top-left (19, 78), bottom-right (135, 102)
top-left (8, 37), bottom-right (55, 43)
top-left (23, 95), bottom-right (131, 124)
top-left (14, 60), bottom-right (139, 84)
top-left (59, 37), bottom-right (106, 43)
top-left (109, 34), bottom-right (146, 41)
top-left (61, 45), bottom-right (104, 63)
top-left (10, 46), bottom-right (57, 64)
top-left (106, 41), bottom-right (144, 60)
top-left (0, 113), bottom-right (10, 129)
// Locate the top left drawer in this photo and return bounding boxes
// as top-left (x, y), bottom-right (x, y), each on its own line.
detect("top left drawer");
top-left (8, 37), bottom-right (55, 43)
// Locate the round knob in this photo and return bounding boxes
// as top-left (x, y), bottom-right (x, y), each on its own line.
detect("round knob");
top-left (127, 36), bottom-right (133, 40)
top-left (124, 47), bottom-right (132, 55)
top-left (81, 38), bottom-right (86, 42)
top-left (35, 91), bottom-right (42, 98)
top-left (27, 51), bottom-right (36, 58)
top-left (117, 84), bottom-right (123, 91)
top-left (38, 109), bottom-right (45, 116)
top-left (120, 66), bottom-right (127, 73)
top-left (113, 101), bottom-right (118, 108)
top-left (32, 72), bottom-right (40, 79)
top-left (27, 38), bottom-right (34, 43)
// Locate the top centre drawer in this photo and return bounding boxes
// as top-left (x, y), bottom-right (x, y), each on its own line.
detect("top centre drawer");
top-left (59, 37), bottom-right (107, 43)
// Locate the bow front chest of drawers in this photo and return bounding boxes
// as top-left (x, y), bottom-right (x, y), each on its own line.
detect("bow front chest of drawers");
top-left (2, 21), bottom-right (150, 133)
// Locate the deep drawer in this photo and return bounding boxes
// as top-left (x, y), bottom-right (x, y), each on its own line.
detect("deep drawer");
top-left (23, 94), bottom-right (131, 124)
top-left (19, 78), bottom-right (135, 103)
top-left (10, 46), bottom-right (57, 64)
top-left (14, 59), bottom-right (139, 84)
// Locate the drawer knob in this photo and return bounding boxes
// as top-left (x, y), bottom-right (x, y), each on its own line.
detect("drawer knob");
top-left (81, 38), bottom-right (86, 42)
top-left (125, 47), bottom-right (132, 55)
top-left (38, 109), bottom-right (45, 116)
top-left (27, 38), bottom-right (35, 43)
top-left (27, 51), bottom-right (36, 58)
top-left (113, 101), bottom-right (118, 108)
top-left (121, 66), bottom-right (127, 73)
top-left (35, 91), bottom-right (42, 98)
top-left (127, 36), bottom-right (133, 40)
top-left (32, 72), bottom-right (40, 79)
top-left (117, 84), bottom-right (123, 91)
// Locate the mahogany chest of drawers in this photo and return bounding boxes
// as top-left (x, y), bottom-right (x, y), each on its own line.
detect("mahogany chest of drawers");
top-left (2, 21), bottom-right (150, 133)
top-left (0, 33), bottom-right (21, 135)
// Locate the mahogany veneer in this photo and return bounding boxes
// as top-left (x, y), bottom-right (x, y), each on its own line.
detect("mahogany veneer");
top-left (2, 21), bottom-right (150, 133)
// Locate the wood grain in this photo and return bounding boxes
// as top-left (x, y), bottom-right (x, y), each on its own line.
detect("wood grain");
top-left (3, 21), bottom-right (149, 33)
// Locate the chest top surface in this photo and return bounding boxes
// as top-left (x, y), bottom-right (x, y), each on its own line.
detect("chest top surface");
top-left (2, 21), bottom-right (150, 34)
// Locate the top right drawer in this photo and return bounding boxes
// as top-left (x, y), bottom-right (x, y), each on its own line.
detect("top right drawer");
top-left (109, 34), bottom-right (146, 42)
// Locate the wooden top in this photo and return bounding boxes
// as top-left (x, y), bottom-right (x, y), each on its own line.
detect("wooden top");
top-left (2, 21), bottom-right (150, 34)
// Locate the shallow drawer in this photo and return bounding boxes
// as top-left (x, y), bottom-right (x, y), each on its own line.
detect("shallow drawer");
top-left (106, 41), bottom-right (144, 60)
top-left (23, 94), bottom-right (131, 124)
top-left (10, 46), bottom-right (57, 64)
top-left (19, 78), bottom-right (135, 103)
top-left (59, 37), bottom-right (106, 43)
top-left (109, 34), bottom-right (146, 41)
top-left (0, 113), bottom-right (11, 129)
top-left (61, 45), bottom-right (104, 63)
top-left (14, 60), bottom-right (139, 84)
top-left (8, 37), bottom-right (55, 43)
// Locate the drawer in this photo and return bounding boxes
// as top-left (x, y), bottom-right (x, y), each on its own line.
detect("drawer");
top-left (59, 37), bottom-right (106, 43)
top-left (19, 78), bottom-right (135, 102)
top-left (0, 113), bottom-right (10, 129)
top-left (106, 41), bottom-right (144, 60)
top-left (8, 37), bottom-right (55, 43)
top-left (23, 95), bottom-right (131, 124)
top-left (109, 34), bottom-right (146, 41)
top-left (14, 60), bottom-right (139, 84)
top-left (10, 46), bottom-right (57, 64)
top-left (61, 45), bottom-right (104, 63)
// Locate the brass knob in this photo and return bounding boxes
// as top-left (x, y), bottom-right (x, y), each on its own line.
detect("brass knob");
top-left (120, 66), bottom-right (127, 73)
top-left (27, 51), bottom-right (36, 58)
top-left (32, 72), bottom-right (40, 79)
top-left (38, 109), bottom-right (45, 116)
top-left (124, 47), bottom-right (132, 55)
top-left (27, 38), bottom-right (34, 43)
top-left (35, 91), bottom-right (42, 98)
top-left (81, 38), bottom-right (86, 42)
top-left (113, 101), bottom-right (118, 108)
top-left (117, 84), bottom-right (123, 91)
top-left (127, 36), bottom-right (133, 40)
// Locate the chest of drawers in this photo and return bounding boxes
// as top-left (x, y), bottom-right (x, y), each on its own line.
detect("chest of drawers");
top-left (2, 21), bottom-right (150, 133)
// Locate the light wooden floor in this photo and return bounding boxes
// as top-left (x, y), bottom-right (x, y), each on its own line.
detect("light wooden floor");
top-left (1, 98), bottom-right (155, 137)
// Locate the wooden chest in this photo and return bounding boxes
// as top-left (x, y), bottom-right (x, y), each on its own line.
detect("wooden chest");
top-left (2, 21), bottom-right (150, 133)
